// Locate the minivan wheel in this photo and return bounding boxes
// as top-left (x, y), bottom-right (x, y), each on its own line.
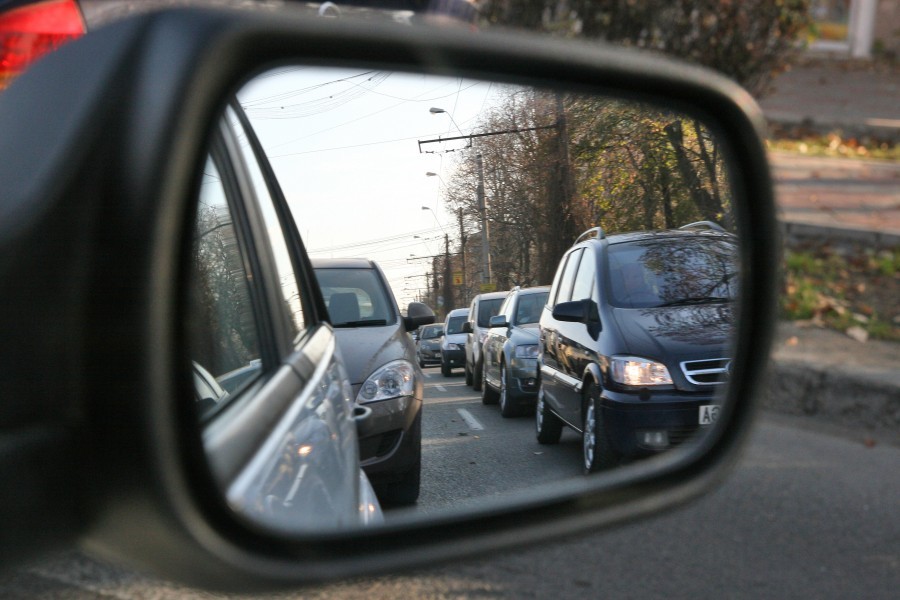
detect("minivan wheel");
top-left (465, 361), bottom-right (473, 386)
top-left (583, 382), bottom-right (617, 474)
top-left (535, 385), bottom-right (562, 444)
top-left (441, 359), bottom-right (451, 377)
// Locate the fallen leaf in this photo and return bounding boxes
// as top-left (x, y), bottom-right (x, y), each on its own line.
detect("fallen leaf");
top-left (786, 336), bottom-right (799, 347)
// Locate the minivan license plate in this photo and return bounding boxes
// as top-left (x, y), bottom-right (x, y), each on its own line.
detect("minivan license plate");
top-left (699, 405), bottom-right (719, 425)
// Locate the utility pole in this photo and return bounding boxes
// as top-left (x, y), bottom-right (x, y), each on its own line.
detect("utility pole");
top-left (458, 207), bottom-right (467, 304)
top-left (443, 234), bottom-right (453, 311)
top-left (476, 153), bottom-right (491, 289)
top-left (432, 257), bottom-right (440, 318)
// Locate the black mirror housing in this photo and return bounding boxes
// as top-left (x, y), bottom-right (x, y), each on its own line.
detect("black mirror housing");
top-left (0, 7), bottom-right (778, 590)
top-left (404, 301), bottom-right (435, 331)
top-left (551, 300), bottom-right (590, 323)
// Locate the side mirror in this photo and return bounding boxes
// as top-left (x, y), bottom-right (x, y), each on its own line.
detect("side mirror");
top-left (552, 299), bottom-right (592, 323)
top-left (488, 315), bottom-right (509, 328)
top-left (461, 321), bottom-right (473, 334)
top-left (404, 301), bottom-right (435, 331)
top-left (0, 7), bottom-right (778, 590)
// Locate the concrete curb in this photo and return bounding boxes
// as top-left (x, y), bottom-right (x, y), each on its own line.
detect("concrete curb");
top-left (763, 322), bottom-right (900, 446)
top-left (780, 220), bottom-right (900, 251)
top-left (764, 361), bottom-right (900, 445)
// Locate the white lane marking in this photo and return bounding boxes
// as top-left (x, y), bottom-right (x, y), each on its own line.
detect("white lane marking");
top-left (435, 385), bottom-right (447, 392)
top-left (456, 408), bottom-right (484, 431)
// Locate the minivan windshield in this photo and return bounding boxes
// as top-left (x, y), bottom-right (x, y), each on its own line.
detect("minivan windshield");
top-left (605, 236), bottom-right (738, 309)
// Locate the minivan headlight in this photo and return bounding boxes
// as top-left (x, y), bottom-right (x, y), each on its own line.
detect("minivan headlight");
top-left (357, 359), bottom-right (416, 403)
top-left (610, 356), bottom-right (673, 386)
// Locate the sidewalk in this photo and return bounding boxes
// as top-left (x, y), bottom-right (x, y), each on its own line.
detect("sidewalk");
top-left (754, 57), bottom-right (899, 443)
top-left (759, 56), bottom-right (900, 142)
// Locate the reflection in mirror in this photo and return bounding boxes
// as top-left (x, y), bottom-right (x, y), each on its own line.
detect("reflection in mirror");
top-left (190, 66), bottom-right (739, 531)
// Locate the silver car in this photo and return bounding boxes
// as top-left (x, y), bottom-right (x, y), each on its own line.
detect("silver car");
top-left (313, 258), bottom-right (435, 506)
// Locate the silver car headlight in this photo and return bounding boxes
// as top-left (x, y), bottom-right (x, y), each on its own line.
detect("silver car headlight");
top-left (610, 356), bottom-right (673, 386)
top-left (357, 359), bottom-right (416, 403)
top-left (445, 343), bottom-right (461, 351)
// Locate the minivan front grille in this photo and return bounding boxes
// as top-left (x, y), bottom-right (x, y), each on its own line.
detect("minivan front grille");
top-left (680, 358), bottom-right (730, 385)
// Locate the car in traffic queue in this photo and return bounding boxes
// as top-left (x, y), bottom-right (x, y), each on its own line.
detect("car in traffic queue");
top-left (415, 322), bottom-right (444, 368)
top-left (462, 290), bottom-right (508, 390)
top-left (537, 224), bottom-right (737, 473)
top-left (439, 307), bottom-right (469, 376)
top-left (481, 286), bottom-right (550, 417)
top-left (312, 258), bottom-right (435, 506)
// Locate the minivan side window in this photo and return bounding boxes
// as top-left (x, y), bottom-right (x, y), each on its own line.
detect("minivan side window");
top-left (571, 248), bottom-right (596, 302)
top-left (552, 248), bottom-right (583, 305)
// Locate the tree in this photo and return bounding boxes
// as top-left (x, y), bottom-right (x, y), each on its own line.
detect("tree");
top-left (478, 0), bottom-right (811, 98)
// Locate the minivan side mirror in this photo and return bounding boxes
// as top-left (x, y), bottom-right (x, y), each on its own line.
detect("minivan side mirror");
top-left (488, 315), bottom-right (509, 328)
top-left (404, 301), bottom-right (435, 331)
top-left (552, 299), bottom-right (595, 323)
top-left (461, 321), bottom-right (473, 334)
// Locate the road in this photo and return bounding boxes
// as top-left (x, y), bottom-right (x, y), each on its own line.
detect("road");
top-left (3, 366), bottom-right (897, 599)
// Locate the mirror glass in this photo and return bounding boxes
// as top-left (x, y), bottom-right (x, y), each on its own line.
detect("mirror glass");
top-left (189, 66), bottom-right (738, 532)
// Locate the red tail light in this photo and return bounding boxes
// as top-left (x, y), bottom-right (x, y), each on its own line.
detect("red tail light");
top-left (0, 0), bottom-right (85, 89)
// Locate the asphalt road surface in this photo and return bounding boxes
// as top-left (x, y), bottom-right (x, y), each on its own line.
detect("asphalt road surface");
top-left (3, 366), bottom-right (897, 599)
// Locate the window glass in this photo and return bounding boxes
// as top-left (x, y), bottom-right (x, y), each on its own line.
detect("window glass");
top-left (189, 156), bottom-right (263, 410)
top-left (226, 107), bottom-right (306, 338)
top-left (446, 315), bottom-right (467, 335)
top-left (420, 324), bottom-right (443, 339)
top-left (314, 267), bottom-right (395, 326)
top-left (554, 249), bottom-right (583, 304)
top-left (571, 249), bottom-right (596, 302)
top-left (477, 297), bottom-right (505, 327)
top-left (605, 237), bottom-right (738, 308)
top-left (514, 291), bottom-right (549, 325)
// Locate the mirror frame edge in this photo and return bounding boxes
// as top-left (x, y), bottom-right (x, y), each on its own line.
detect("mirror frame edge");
top-left (10, 8), bottom-right (778, 589)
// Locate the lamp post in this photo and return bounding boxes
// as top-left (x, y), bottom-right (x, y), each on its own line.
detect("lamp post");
top-left (429, 106), bottom-right (465, 136)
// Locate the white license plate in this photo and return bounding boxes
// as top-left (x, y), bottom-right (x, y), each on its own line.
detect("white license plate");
top-left (699, 405), bottom-right (720, 425)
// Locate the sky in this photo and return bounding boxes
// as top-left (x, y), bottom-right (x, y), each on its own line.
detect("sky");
top-left (238, 66), bottom-right (512, 309)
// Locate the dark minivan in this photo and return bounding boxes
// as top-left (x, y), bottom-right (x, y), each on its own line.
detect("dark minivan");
top-left (537, 224), bottom-right (736, 473)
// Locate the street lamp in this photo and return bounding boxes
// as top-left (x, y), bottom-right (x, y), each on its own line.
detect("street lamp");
top-left (429, 106), bottom-right (465, 137)
top-left (421, 205), bottom-right (446, 234)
